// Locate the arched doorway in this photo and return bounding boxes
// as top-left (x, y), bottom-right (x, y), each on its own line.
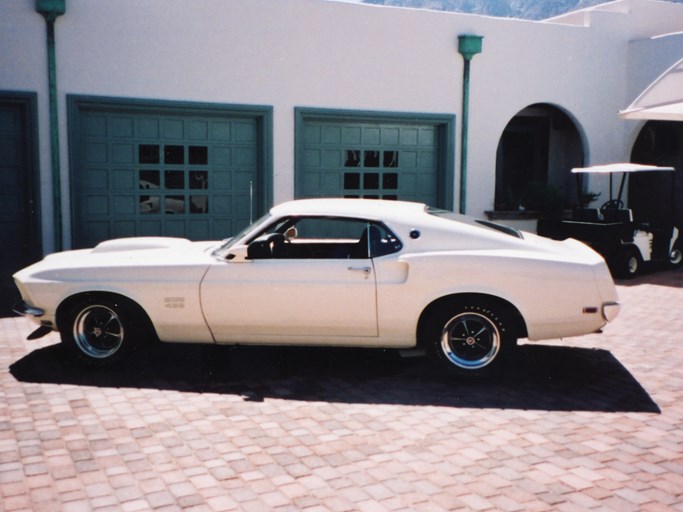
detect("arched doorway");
top-left (494, 104), bottom-right (585, 215)
top-left (630, 121), bottom-right (683, 228)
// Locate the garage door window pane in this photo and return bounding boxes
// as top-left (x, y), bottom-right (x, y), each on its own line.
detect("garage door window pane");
top-left (190, 195), bottom-right (209, 213)
top-left (344, 172), bottom-right (360, 190)
top-left (140, 196), bottom-right (160, 213)
top-left (189, 146), bottom-right (208, 165)
top-left (364, 151), bottom-right (380, 167)
top-left (383, 173), bottom-right (398, 190)
top-left (383, 151), bottom-right (399, 168)
top-left (190, 170), bottom-right (208, 189)
top-left (345, 150), bottom-right (360, 167)
top-left (139, 145), bottom-right (159, 164)
top-left (164, 145), bottom-right (184, 164)
top-left (139, 170), bottom-right (160, 189)
top-left (364, 173), bottom-right (379, 189)
top-left (165, 170), bottom-right (184, 189)
top-left (166, 196), bottom-right (185, 214)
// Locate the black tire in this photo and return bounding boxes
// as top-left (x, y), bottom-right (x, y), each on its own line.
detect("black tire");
top-left (620, 247), bottom-right (641, 278)
top-left (60, 296), bottom-right (149, 365)
top-left (426, 299), bottom-right (516, 376)
top-left (669, 240), bottom-right (683, 269)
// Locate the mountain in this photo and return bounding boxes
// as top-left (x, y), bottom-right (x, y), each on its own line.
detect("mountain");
top-left (360, 0), bottom-right (683, 20)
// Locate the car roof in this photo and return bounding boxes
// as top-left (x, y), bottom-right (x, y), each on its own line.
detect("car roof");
top-left (269, 198), bottom-right (429, 222)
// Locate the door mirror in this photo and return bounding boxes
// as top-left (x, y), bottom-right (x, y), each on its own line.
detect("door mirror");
top-left (225, 244), bottom-right (250, 262)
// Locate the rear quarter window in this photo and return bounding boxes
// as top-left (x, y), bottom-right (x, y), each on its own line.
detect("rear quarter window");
top-left (426, 207), bottom-right (523, 239)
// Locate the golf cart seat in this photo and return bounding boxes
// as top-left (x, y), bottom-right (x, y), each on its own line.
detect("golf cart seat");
top-left (602, 208), bottom-right (633, 223)
top-left (572, 208), bottom-right (600, 222)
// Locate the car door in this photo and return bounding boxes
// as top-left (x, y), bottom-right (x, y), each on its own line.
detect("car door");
top-left (200, 217), bottom-right (379, 343)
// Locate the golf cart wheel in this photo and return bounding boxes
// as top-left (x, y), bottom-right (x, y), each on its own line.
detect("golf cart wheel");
top-left (620, 247), bottom-right (641, 278)
top-left (669, 241), bottom-right (683, 269)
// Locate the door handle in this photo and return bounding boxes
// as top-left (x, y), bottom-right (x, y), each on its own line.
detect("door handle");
top-left (348, 266), bottom-right (372, 276)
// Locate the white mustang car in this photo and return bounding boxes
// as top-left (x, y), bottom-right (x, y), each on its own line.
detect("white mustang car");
top-left (13, 199), bottom-right (619, 375)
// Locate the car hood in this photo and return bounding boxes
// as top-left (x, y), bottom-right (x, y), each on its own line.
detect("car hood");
top-left (14, 237), bottom-right (219, 280)
top-left (90, 237), bottom-right (206, 253)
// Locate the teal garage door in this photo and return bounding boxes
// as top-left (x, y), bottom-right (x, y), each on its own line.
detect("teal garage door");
top-left (297, 110), bottom-right (455, 208)
top-left (69, 98), bottom-right (271, 248)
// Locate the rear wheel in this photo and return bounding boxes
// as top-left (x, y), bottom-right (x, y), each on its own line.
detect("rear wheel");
top-left (60, 296), bottom-right (150, 365)
top-left (426, 300), bottom-right (515, 376)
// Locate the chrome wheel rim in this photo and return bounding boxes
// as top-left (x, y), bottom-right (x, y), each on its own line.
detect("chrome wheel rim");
top-left (670, 248), bottom-right (683, 266)
top-left (440, 312), bottom-right (500, 370)
top-left (73, 305), bottom-right (124, 359)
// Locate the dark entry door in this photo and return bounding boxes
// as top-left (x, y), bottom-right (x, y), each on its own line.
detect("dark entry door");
top-left (0, 95), bottom-right (40, 316)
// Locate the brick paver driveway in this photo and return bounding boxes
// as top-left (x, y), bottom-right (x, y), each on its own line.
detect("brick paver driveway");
top-left (2, 269), bottom-right (683, 511)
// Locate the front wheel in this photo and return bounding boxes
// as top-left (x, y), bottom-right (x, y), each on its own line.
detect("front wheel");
top-left (60, 296), bottom-right (149, 365)
top-left (426, 300), bottom-right (515, 376)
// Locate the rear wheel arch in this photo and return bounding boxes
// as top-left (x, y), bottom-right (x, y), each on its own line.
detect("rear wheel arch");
top-left (416, 293), bottom-right (526, 375)
top-left (416, 293), bottom-right (527, 349)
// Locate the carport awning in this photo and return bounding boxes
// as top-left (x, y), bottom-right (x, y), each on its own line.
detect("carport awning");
top-left (619, 57), bottom-right (683, 121)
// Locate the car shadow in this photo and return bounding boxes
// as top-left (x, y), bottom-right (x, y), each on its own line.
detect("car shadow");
top-left (9, 341), bottom-right (659, 414)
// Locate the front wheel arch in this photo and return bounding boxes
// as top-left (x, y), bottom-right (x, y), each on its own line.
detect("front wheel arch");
top-left (56, 292), bottom-right (157, 364)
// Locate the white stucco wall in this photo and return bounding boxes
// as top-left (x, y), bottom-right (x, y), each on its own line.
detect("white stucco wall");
top-left (1, 0), bottom-right (681, 251)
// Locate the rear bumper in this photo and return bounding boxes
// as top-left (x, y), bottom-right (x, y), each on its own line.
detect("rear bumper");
top-left (602, 301), bottom-right (620, 323)
top-left (12, 301), bottom-right (45, 318)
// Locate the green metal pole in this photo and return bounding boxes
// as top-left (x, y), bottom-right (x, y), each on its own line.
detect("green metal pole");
top-left (457, 35), bottom-right (483, 215)
top-left (46, 17), bottom-right (62, 251)
top-left (36, 0), bottom-right (66, 251)
top-left (460, 58), bottom-right (471, 215)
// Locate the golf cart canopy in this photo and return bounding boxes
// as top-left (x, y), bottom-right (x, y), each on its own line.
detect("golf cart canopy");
top-left (572, 163), bottom-right (675, 174)
top-left (572, 163), bottom-right (676, 206)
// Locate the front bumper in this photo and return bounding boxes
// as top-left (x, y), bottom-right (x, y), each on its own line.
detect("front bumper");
top-left (12, 301), bottom-right (45, 318)
top-left (13, 301), bottom-right (56, 340)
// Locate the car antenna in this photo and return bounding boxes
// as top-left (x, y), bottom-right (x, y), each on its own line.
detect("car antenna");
top-left (249, 180), bottom-right (254, 223)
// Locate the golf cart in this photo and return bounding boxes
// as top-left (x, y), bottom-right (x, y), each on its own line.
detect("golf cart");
top-left (537, 163), bottom-right (682, 278)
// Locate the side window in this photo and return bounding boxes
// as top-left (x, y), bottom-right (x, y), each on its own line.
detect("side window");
top-left (367, 224), bottom-right (403, 258)
top-left (246, 217), bottom-right (401, 260)
top-left (293, 218), bottom-right (365, 240)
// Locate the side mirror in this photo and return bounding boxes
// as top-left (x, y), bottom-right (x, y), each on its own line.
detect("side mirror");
top-left (225, 245), bottom-right (250, 262)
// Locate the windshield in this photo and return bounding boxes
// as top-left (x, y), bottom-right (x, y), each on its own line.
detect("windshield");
top-left (212, 212), bottom-right (272, 255)
top-left (426, 207), bottom-right (523, 239)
